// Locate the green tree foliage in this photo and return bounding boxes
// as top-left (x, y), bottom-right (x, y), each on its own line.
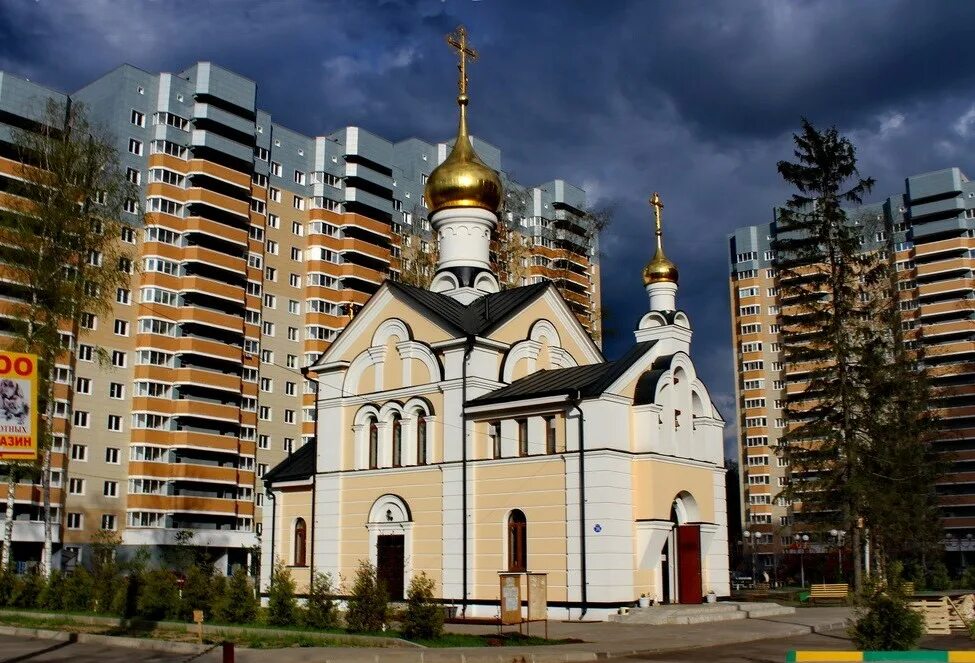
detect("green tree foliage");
top-left (180, 564), bottom-right (216, 622)
top-left (850, 565), bottom-right (924, 650)
top-left (401, 572), bottom-right (444, 641)
top-left (37, 569), bottom-right (64, 610)
top-left (160, 530), bottom-right (197, 574)
top-left (267, 561), bottom-right (299, 626)
top-left (209, 574), bottom-right (229, 622)
top-left (62, 567), bottom-right (95, 612)
top-left (10, 568), bottom-right (45, 608)
top-left (344, 560), bottom-right (389, 633)
top-left (0, 564), bottom-right (14, 606)
top-left (303, 571), bottom-right (338, 629)
top-left (0, 99), bottom-right (135, 574)
top-left (90, 530), bottom-right (123, 614)
top-left (222, 566), bottom-right (258, 624)
top-left (136, 569), bottom-right (180, 621)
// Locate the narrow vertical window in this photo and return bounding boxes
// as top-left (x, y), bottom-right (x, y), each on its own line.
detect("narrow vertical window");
top-left (416, 415), bottom-right (427, 465)
top-left (490, 421), bottom-right (502, 459)
top-left (294, 518), bottom-right (307, 566)
top-left (369, 420), bottom-right (379, 469)
top-left (545, 416), bottom-right (557, 454)
top-left (391, 414), bottom-right (402, 468)
top-left (507, 509), bottom-right (527, 572)
top-left (517, 419), bottom-right (528, 457)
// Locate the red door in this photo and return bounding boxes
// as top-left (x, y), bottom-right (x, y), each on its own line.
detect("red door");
top-left (677, 524), bottom-right (702, 604)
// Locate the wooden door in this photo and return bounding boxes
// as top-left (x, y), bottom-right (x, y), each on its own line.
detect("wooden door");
top-left (677, 524), bottom-right (702, 604)
top-left (377, 535), bottom-right (405, 600)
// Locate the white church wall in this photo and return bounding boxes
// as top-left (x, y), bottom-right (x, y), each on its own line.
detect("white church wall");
top-left (582, 450), bottom-right (636, 604)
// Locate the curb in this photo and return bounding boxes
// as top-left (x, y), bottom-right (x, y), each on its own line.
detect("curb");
top-left (0, 625), bottom-right (208, 654)
top-left (787, 652), bottom-right (975, 662)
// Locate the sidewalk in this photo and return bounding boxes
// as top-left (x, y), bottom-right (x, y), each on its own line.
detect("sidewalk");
top-left (227, 607), bottom-right (854, 663)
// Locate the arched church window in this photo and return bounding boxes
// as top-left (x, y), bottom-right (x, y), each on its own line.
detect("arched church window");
top-left (391, 414), bottom-right (402, 468)
top-left (507, 509), bottom-right (527, 572)
top-left (294, 518), bottom-right (307, 567)
top-left (368, 420), bottom-right (379, 469)
top-left (416, 415), bottom-right (427, 465)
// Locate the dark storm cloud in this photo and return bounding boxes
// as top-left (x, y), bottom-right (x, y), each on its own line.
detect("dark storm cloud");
top-left (3, 0), bottom-right (975, 459)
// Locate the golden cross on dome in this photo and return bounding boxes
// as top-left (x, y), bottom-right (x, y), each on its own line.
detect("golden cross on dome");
top-left (649, 192), bottom-right (664, 235)
top-left (446, 25), bottom-right (478, 98)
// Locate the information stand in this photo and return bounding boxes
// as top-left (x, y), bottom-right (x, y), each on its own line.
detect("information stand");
top-left (499, 573), bottom-right (522, 632)
top-left (526, 573), bottom-right (548, 639)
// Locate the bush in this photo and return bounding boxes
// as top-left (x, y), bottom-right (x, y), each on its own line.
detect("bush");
top-left (62, 567), bottom-right (95, 612)
top-left (136, 569), bottom-right (181, 621)
top-left (38, 569), bottom-right (64, 611)
top-left (110, 573), bottom-right (140, 617)
top-left (222, 566), bottom-right (258, 624)
top-left (180, 565), bottom-right (215, 622)
top-left (0, 564), bottom-right (16, 606)
top-left (344, 561), bottom-right (389, 633)
top-left (850, 568), bottom-right (924, 651)
top-left (960, 566), bottom-right (975, 590)
top-left (267, 561), bottom-right (299, 627)
top-left (10, 568), bottom-right (45, 608)
top-left (928, 562), bottom-right (951, 591)
top-left (304, 571), bottom-right (338, 629)
top-left (401, 572), bottom-right (443, 640)
top-left (209, 574), bottom-right (229, 622)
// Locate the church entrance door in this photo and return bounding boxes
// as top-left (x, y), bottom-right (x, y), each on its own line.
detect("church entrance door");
top-left (377, 534), bottom-right (405, 600)
top-left (676, 524), bottom-right (702, 604)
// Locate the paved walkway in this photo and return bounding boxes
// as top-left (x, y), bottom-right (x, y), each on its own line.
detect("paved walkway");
top-left (0, 607), bottom-right (856, 663)
top-left (229, 607), bottom-right (855, 662)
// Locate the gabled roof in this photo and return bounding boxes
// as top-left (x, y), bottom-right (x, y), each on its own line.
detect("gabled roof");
top-left (633, 354), bottom-right (675, 405)
top-left (469, 341), bottom-right (656, 406)
top-left (263, 440), bottom-right (316, 485)
top-left (386, 280), bottom-right (551, 337)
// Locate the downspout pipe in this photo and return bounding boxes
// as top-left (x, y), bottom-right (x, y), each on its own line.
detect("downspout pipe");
top-left (569, 390), bottom-right (588, 619)
top-left (460, 335), bottom-right (474, 616)
top-left (266, 485), bottom-right (277, 590)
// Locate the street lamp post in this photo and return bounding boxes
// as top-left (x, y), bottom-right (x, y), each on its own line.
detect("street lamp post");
top-left (743, 530), bottom-right (757, 583)
top-left (830, 529), bottom-right (846, 581)
top-left (795, 533), bottom-right (810, 587)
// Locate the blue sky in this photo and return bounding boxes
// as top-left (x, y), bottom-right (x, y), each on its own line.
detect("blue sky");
top-left (4, 0), bottom-right (975, 456)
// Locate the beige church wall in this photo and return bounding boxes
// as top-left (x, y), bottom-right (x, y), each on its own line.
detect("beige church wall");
top-left (336, 300), bottom-right (456, 361)
top-left (490, 297), bottom-right (598, 368)
top-left (632, 459), bottom-right (716, 523)
top-left (276, 485), bottom-right (313, 593)
top-left (470, 459), bottom-right (569, 602)
top-left (340, 390), bottom-right (445, 470)
top-left (336, 469), bottom-right (445, 588)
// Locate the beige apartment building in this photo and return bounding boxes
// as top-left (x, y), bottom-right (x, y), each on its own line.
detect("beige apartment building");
top-left (729, 167), bottom-right (975, 572)
top-left (0, 62), bottom-right (601, 572)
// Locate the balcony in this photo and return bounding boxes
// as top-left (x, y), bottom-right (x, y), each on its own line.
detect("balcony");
top-left (0, 518), bottom-right (60, 544)
top-left (123, 527), bottom-right (257, 549)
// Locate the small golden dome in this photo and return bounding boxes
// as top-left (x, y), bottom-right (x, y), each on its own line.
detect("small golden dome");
top-left (424, 95), bottom-right (502, 214)
top-left (643, 192), bottom-right (679, 286)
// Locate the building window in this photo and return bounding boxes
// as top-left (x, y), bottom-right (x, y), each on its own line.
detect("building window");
top-left (67, 513), bottom-right (83, 530)
top-left (490, 421), bottom-right (502, 459)
top-left (517, 419), bottom-right (528, 457)
top-left (128, 138), bottom-right (143, 155)
top-left (107, 414), bottom-right (122, 431)
top-left (417, 416), bottom-right (427, 465)
top-left (105, 447), bottom-right (120, 464)
top-left (71, 444), bottom-right (87, 461)
top-left (69, 478), bottom-right (85, 495)
top-left (103, 481), bottom-right (118, 497)
top-left (369, 420), bottom-right (379, 470)
top-left (507, 509), bottom-right (527, 573)
top-left (545, 416), bottom-right (556, 454)
top-left (131, 109), bottom-right (145, 127)
top-left (391, 415), bottom-right (402, 468)
top-left (101, 514), bottom-right (117, 530)
top-left (294, 518), bottom-right (307, 567)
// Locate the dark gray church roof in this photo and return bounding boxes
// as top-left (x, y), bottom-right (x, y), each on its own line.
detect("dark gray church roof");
top-left (470, 341), bottom-right (656, 406)
top-left (387, 280), bottom-right (553, 337)
top-left (263, 440), bottom-right (316, 485)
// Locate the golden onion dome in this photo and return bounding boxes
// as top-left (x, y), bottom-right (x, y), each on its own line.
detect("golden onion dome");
top-left (642, 192), bottom-right (679, 286)
top-left (424, 94), bottom-right (502, 215)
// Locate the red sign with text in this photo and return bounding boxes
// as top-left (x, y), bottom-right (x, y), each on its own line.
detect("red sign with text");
top-left (0, 351), bottom-right (38, 461)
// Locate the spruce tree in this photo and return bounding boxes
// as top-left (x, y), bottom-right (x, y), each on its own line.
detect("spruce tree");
top-left (774, 118), bottom-right (876, 591)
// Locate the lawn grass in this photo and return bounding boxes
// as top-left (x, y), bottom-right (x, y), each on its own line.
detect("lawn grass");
top-left (0, 610), bottom-right (572, 648)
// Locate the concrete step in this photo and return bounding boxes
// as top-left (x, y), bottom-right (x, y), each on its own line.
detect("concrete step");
top-left (608, 601), bottom-right (795, 625)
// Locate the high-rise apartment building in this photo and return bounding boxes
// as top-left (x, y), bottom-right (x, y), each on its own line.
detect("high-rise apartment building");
top-left (729, 167), bottom-right (975, 569)
top-left (0, 62), bottom-right (600, 571)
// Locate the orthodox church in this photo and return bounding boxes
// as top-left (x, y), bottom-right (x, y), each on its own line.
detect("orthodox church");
top-left (260, 29), bottom-right (730, 618)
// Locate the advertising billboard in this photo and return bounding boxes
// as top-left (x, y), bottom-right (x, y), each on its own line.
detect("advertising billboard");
top-left (0, 351), bottom-right (38, 461)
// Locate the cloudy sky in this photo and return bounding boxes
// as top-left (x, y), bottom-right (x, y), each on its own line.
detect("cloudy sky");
top-left (3, 0), bottom-right (975, 457)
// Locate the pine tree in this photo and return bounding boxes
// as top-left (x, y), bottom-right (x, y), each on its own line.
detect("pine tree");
top-left (774, 118), bottom-right (876, 591)
top-left (401, 572), bottom-right (444, 641)
top-left (344, 560), bottom-right (388, 633)
top-left (304, 571), bottom-right (338, 629)
top-left (222, 565), bottom-right (258, 624)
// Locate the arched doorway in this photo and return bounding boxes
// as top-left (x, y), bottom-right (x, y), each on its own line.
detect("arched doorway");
top-left (367, 495), bottom-right (412, 601)
top-left (662, 492), bottom-right (703, 604)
